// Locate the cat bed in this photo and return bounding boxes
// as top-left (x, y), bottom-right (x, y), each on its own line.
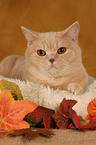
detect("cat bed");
top-left (0, 75), bottom-right (96, 119)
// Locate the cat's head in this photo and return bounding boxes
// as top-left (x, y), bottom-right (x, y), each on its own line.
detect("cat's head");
top-left (21, 22), bottom-right (82, 77)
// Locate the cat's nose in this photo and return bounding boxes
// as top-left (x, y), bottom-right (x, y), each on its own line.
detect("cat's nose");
top-left (49, 58), bottom-right (55, 64)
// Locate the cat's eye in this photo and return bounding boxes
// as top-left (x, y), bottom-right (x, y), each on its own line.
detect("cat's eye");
top-left (37, 49), bottom-right (46, 56)
top-left (57, 47), bottom-right (67, 54)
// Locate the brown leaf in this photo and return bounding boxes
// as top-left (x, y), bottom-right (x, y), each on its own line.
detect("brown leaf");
top-left (10, 128), bottom-right (54, 140)
top-left (59, 98), bottom-right (77, 117)
top-left (25, 106), bottom-right (55, 129)
top-left (81, 121), bottom-right (96, 131)
top-left (59, 98), bottom-right (81, 129)
top-left (52, 98), bottom-right (81, 129)
top-left (52, 113), bottom-right (71, 129)
top-left (37, 128), bottom-right (54, 137)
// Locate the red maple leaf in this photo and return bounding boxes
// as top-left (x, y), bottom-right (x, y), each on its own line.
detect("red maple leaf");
top-left (52, 98), bottom-right (81, 129)
top-left (25, 106), bottom-right (55, 129)
top-left (81, 121), bottom-right (96, 131)
top-left (52, 113), bottom-right (72, 129)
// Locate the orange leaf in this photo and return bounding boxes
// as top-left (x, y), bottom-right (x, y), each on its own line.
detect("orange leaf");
top-left (0, 129), bottom-right (11, 137)
top-left (86, 98), bottom-right (96, 122)
top-left (0, 90), bottom-right (38, 130)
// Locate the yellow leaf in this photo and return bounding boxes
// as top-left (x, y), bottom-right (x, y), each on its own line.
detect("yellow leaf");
top-left (0, 79), bottom-right (23, 100)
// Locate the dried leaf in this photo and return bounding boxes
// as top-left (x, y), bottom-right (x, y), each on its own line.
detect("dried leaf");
top-left (52, 113), bottom-right (71, 129)
top-left (0, 129), bottom-right (12, 137)
top-left (59, 98), bottom-right (77, 118)
top-left (81, 121), bottom-right (96, 131)
top-left (10, 128), bottom-right (54, 140)
top-left (0, 79), bottom-right (23, 100)
top-left (59, 98), bottom-right (81, 129)
top-left (78, 116), bottom-right (88, 126)
top-left (0, 90), bottom-right (38, 131)
top-left (26, 106), bottom-right (55, 129)
top-left (52, 98), bottom-right (81, 129)
top-left (86, 98), bottom-right (96, 122)
top-left (37, 128), bottom-right (54, 137)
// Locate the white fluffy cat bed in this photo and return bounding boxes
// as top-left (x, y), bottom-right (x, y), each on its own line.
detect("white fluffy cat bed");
top-left (0, 75), bottom-right (96, 145)
top-left (0, 75), bottom-right (96, 119)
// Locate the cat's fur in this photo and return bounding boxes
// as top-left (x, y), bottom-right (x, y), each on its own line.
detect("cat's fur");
top-left (0, 22), bottom-right (89, 94)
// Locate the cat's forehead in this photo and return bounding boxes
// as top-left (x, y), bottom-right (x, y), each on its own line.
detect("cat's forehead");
top-left (37, 32), bottom-right (59, 51)
top-left (39, 32), bottom-right (58, 41)
top-left (37, 32), bottom-right (68, 51)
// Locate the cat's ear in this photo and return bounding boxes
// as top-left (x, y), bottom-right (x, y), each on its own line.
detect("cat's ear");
top-left (21, 26), bottom-right (39, 47)
top-left (61, 21), bottom-right (80, 43)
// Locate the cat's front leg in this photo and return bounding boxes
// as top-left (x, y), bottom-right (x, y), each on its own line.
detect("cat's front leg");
top-left (67, 83), bottom-right (84, 95)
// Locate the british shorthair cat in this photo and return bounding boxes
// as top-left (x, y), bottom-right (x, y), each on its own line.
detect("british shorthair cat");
top-left (0, 22), bottom-right (89, 94)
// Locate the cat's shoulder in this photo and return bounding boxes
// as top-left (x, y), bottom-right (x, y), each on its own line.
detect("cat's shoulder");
top-left (0, 55), bottom-right (24, 77)
top-left (0, 55), bottom-right (24, 65)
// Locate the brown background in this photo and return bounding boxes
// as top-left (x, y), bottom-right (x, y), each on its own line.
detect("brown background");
top-left (0, 0), bottom-right (96, 77)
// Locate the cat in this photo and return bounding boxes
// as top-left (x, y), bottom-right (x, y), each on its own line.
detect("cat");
top-left (0, 22), bottom-right (89, 94)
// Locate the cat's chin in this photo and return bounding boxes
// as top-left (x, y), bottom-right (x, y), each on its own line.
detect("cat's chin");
top-left (48, 66), bottom-right (56, 69)
top-left (48, 66), bottom-right (57, 73)
top-left (47, 67), bottom-right (61, 76)
top-left (48, 63), bottom-right (57, 69)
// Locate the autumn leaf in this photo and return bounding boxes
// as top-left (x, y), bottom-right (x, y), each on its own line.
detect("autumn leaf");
top-left (59, 98), bottom-right (81, 129)
top-left (0, 129), bottom-right (12, 137)
top-left (86, 98), bottom-right (96, 122)
top-left (26, 99), bottom-right (81, 130)
top-left (0, 79), bottom-right (23, 100)
top-left (81, 121), bottom-right (96, 131)
top-left (25, 106), bottom-right (55, 129)
top-left (52, 98), bottom-right (81, 129)
top-left (0, 90), bottom-right (38, 131)
top-left (10, 128), bottom-right (54, 140)
top-left (59, 98), bottom-right (77, 117)
top-left (52, 113), bottom-right (72, 129)
top-left (78, 116), bottom-right (88, 126)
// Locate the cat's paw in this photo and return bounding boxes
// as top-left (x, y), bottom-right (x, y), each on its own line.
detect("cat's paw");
top-left (67, 83), bottom-right (84, 95)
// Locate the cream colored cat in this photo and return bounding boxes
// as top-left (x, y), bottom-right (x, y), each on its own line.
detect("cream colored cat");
top-left (0, 22), bottom-right (89, 94)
